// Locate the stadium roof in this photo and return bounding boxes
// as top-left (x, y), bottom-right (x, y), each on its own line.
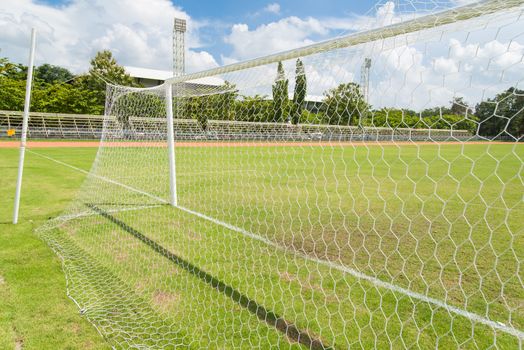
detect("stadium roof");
top-left (125, 66), bottom-right (223, 86)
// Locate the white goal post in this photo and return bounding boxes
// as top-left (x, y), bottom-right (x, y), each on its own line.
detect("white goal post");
top-left (13, 28), bottom-right (36, 224)
top-left (39, 1), bottom-right (524, 349)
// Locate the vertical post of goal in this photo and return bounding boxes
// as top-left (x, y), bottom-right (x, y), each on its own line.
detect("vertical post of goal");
top-left (13, 28), bottom-right (36, 224)
top-left (165, 83), bottom-right (178, 206)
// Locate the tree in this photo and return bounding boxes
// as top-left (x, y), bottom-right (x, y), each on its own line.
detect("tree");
top-left (109, 92), bottom-right (164, 127)
top-left (0, 56), bottom-right (22, 78)
top-left (291, 59), bottom-right (307, 125)
top-left (420, 97), bottom-right (472, 119)
top-left (272, 62), bottom-right (289, 123)
top-left (235, 95), bottom-right (273, 122)
top-left (0, 55), bottom-right (26, 80)
top-left (212, 81), bottom-right (238, 121)
top-left (475, 87), bottom-right (524, 139)
top-left (450, 96), bottom-right (472, 116)
top-left (33, 84), bottom-right (105, 115)
top-left (420, 106), bottom-right (451, 117)
top-left (75, 50), bottom-right (138, 109)
top-left (35, 64), bottom-right (74, 84)
top-left (322, 83), bottom-right (369, 126)
top-left (184, 81), bottom-right (239, 130)
top-left (0, 54), bottom-right (130, 115)
top-left (365, 108), bottom-right (418, 128)
top-left (0, 77), bottom-right (26, 110)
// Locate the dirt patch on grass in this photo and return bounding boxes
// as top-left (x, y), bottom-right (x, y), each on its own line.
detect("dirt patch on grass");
top-left (186, 230), bottom-right (202, 241)
top-left (71, 323), bottom-right (81, 335)
top-left (15, 336), bottom-right (23, 350)
top-left (279, 271), bottom-right (325, 293)
top-left (115, 252), bottom-right (129, 262)
top-left (0, 275), bottom-right (4, 285)
top-left (152, 290), bottom-right (181, 311)
top-left (279, 272), bottom-right (296, 283)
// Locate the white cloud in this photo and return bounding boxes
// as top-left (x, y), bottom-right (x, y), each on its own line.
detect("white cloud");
top-left (322, 1), bottom-right (417, 34)
top-left (220, 1), bottom-right (523, 111)
top-left (249, 3), bottom-right (281, 18)
top-left (368, 34), bottom-right (524, 110)
top-left (2, 0), bottom-right (521, 111)
top-left (186, 50), bottom-right (219, 72)
top-left (264, 3), bottom-right (281, 15)
top-left (433, 57), bottom-right (458, 74)
top-left (222, 2), bottom-right (411, 63)
top-left (223, 17), bottom-right (328, 61)
top-left (0, 0), bottom-right (218, 73)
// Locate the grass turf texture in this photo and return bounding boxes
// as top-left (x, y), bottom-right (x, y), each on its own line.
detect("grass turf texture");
top-left (0, 147), bottom-right (109, 349)
top-left (0, 144), bottom-right (524, 348)
top-left (1, 143), bottom-right (522, 348)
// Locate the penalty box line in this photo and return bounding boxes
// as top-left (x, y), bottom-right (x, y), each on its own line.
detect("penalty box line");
top-left (30, 149), bottom-right (524, 340)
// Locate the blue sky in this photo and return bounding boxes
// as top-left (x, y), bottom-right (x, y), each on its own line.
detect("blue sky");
top-left (3, 0), bottom-right (522, 109)
top-left (3, 0), bottom-right (471, 72)
top-left (39, 0), bottom-right (374, 22)
top-left (28, 0), bottom-right (380, 69)
top-left (173, 0), bottom-right (375, 60)
top-left (174, 0), bottom-right (373, 20)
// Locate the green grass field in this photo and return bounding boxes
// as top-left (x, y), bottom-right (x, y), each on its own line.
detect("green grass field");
top-left (0, 146), bottom-right (109, 349)
top-left (1, 142), bottom-right (522, 349)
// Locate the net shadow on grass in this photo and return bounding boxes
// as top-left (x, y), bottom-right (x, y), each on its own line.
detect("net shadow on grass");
top-left (38, 220), bottom-right (190, 348)
top-left (85, 203), bottom-right (332, 350)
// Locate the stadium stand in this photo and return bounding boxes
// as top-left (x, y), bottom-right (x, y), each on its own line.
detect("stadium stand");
top-left (1, 110), bottom-right (473, 141)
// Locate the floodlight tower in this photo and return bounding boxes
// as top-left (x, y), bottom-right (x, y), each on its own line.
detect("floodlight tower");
top-left (360, 58), bottom-right (372, 103)
top-left (173, 18), bottom-right (186, 77)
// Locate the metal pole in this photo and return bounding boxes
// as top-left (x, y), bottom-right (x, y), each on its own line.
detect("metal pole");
top-left (165, 83), bottom-right (177, 206)
top-left (13, 28), bottom-right (36, 224)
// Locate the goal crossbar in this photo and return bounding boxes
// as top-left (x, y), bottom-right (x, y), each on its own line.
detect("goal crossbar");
top-left (166, 0), bottom-right (524, 85)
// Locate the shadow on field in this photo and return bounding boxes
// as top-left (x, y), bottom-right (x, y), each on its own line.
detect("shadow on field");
top-left (86, 203), bottom-right (331, 350)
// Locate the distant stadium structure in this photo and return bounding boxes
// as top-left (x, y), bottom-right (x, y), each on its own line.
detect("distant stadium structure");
top-left (0, 110), bottom-right (474, 141)
top-left (124, 66), bottom-right (223, 88)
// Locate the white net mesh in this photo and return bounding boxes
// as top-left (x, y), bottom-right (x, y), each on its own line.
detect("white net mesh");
top-left (39, 1), bottom-right (524, 348)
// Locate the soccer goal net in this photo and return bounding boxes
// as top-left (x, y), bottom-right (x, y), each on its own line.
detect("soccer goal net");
top-left (40, 0), bottom-right (523, 348)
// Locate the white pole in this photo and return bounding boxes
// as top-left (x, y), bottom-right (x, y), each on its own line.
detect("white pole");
top-left (13, 28), bottom-right (36, 224)
top-left (165, 83), bottom-right (177, 206)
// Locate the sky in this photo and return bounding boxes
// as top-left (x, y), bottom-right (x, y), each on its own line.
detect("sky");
top-left (0, 0), bottom-right (465, 72)
top-left (0, 0), bottom-right (522, 109)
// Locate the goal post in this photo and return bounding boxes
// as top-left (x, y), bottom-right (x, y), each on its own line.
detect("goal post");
top-left (38, 1), bottom-right (524, 348)
top-left (13, 28), bottom-right (36, 225)
top-left (165, 84), bottom-right (177, 207)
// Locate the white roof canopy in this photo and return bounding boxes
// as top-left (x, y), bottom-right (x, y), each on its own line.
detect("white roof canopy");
top-left (125, 66), bottom-right (223, 86)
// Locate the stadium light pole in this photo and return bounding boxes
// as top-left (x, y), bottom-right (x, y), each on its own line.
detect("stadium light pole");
top-left (13, 28), bottom-right (37, 224)
top-left (166, 17), bottom-right (185, 207)
top-left (165, 84), bottom-right (177, 207)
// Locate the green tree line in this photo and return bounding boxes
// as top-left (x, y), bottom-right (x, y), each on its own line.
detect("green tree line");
top-left (1, 51), bottom-right (522, 138)
top-left (0, 50), bottom-right (137, 115)
top-left (261, 60), bottom-right (522, 138)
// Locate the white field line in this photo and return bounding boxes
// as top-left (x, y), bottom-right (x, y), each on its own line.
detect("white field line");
top-left (175, 205), bottom-right (523, 339)
top-left (30, 149), bottom-right (524, 339)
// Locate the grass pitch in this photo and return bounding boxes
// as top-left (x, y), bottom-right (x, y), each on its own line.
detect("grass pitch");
top-left (1, 142), bottom-right (522, 349)
top-left (0, 146), bottom-right (109, 350)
